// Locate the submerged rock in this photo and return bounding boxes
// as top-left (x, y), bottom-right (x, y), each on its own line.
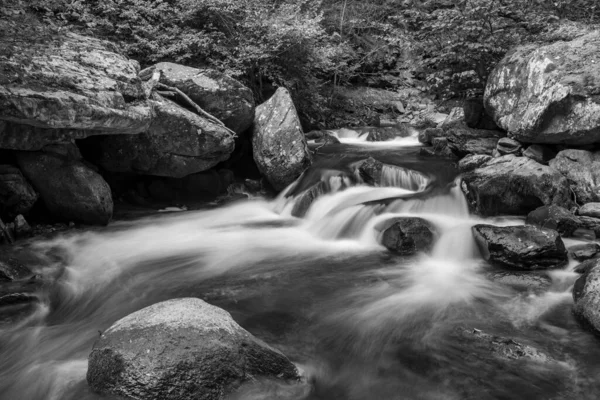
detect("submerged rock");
top-left (87, 298), bottom-right (299, 400)
top-left (0, 165), bottom-right (38, 220)
top-left (549, 149), bottom-right (600, 204)
top-left (252, 88), bottom-right (311, 191)
top-left (473, 224), bottom-right (568, 270)
top-left (461, 155), bottom-right (572, 216)
top-left (458, 154), bottom-right (491, 173)
top-left (485, 30), bottom-right (600, 145)
top-left (526, 205), bottom-right (580, 237)
top-left (377, 217), bottom-right (437, 255)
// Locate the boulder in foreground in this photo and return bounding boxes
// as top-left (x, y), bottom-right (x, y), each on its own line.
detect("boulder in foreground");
top-left (87, 298), bottom-right (299, 400)
top-left (378, 217), bottom-right (437, 255)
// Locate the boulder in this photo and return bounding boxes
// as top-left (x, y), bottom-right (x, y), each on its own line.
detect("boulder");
top-left (145, 62), bottom-right (254, 134)
top-left (574, 258), bottom-right (600, 274)
top-left (458, 154), bottom-right (491, 173)
top-left (439, 107), bottom-right (464, 129)
top-left (86, 97), bottom-right (235, 178)
top-left (445, 124), bottom-right (505, 156)
top-left (496, 137), bottom-right (522, 156)
top-left (252, 88), bottom-right (311, 190)
top-left (573, 264), bottom-right (600, 333)
top-left (16, 145), bottom-right (112, 225)
top-left (579, 203), bottom-right (600, 218)
top-left (484, 31), bottom-right (600, 145)
top-left (0, 33), bottom-right (151, 142)
top-left (419, 146), bottom-right (457, 159)
top-left (366, 125), bottom-right (411, 142)
top-left (462, 155), bottom-right (572, 216)
top-left (472, 224), bottom-right (568, 270)
top-left (549, 149), bottom-right (600, 204)
top-left (0, 165), bottom-right (38, 220)
top-left (578, 216), bottom-right (600, 238)
top-left (569, 243), bottom-right (600, 262)
top-left (463, 97), bottom-right (499, 130)
top-left (526, 205), bottom-right (580, 237)
top-left (418, 127), bottom-right (444, 145)
top-left (87, 298), bottom-right (299, 400)
top-left (522, 144), bottom-right (556, 165)
top-left (377, 217), bottom-right (437, 255)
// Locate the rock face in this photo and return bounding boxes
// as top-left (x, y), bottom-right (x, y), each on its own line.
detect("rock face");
top-left (549, 149), bottom-right (600, 204)
top-left (573, 264), bottom-right (600, 333)
top-left (252, 88), bottom-right (311, 191)
top-left (445, 124), bottom-right (505, 156)
top-left (87, 298), bottom-right (299, 400)
top-left (0, 165), bottom-right (38, 220)
top-left (579, 203), bottom-right (600, 218)
top-left (86, 97), bottom-right (235, 178)
top-left (378, 217), bottom-right (437, 255)
top-left (458, 154), bottom-right (491, 173)
top-left (526, 205), bottom-right (580, 237)
top-left (461, 155), bottom-right (572, 216)
top-left (484, 31), bottom-right (600, 145)
top-left (147, 62), bottom-right (254, 134)
top-left (473, 224), bottom-right (568, 270)
top-left (16, 145), bottom-right (112, 225)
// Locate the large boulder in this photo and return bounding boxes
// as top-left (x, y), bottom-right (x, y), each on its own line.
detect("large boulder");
top-left (549, 149), bottom-right (600, 204)
top-left (461, 155), bottom-right (572, 216)
top-left (526, 205), bottom-right (580, 237)
top-left (473, 224), bottom-right (568, 270)
top-left (86, 97), bottom-right (235, 178)
top-left (252, 88), bottom-right (311, 191)
top-left (484, 31), bottom-right (600, 145)
top-left (377, 217), bottom-right (437, 255)
top-left (573, 264), bottom-right (600, 333)
top-left (0, 165), bottom-right (38, 220)
top-left (0, 33), bottom-right (151, 143)
top-left (445, 124), bottom-right (505, 156)
top-left (145, 62), bottom-right (254, 134)
top-left (579, 203), bottom-right (600, 218)
top-left (16, 145), bottom-right (112, 225)
top-left (87, 298), bottom-right (299, 400)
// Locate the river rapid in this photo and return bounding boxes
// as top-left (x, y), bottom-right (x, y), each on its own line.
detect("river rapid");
top-left (1, 134), bottom-right (600, 400)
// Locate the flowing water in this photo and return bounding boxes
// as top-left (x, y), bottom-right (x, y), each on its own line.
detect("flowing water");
top-left (1, 139), bottom-right (600, 400)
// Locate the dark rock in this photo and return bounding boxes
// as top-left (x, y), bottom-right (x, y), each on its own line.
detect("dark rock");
top-left (579, 203), bottom-right (600, 218)
top-left (473, 224), bottom-right (568, 270)
top-left (87, 298), bottom-right (299, 400)
top-left (366, 125), bottom-right (411, 142)
top-left (445, 124), bottom-right (505, 156)
top-left (458, 154), bottom-right (491, 173)
top-left (458, 328), bottom-right (554, 362)
top-left (147, 62), bottom-right (254, 134)
top-left (0, 258), bottom-right (33, 282)
top-left (16, 145), bottom-right (113, 225)
top-left (573, 263), bottom-right (600, 333)
top-left (485, 30), bottom-right (600, 145)
top-left (0, 165), bottom-right (38, 220)
top-left (463, 97), bottom-right (499, 130)
top-left (522, 144), bottom-right (556, 165)
top-left (462, 155), bottom-right (572, 216)
top-left (418, 128), bottom-right (444, 145)
top-left (13, 215), bottom-right (32, 239)
top-left (574, 258), bottom-right (600, 274)
top-left (549, 149), bottom-right (600, 204)
top-left (419, 146), bottom-right (457, 159)
top-left (526, 205), bottom-right (580, 237)
top-left (252, 88), bottom-right (311, 191)
top-left (569, 243), bottom-right (600, 261)
top-left (487, 271), bottom-right (552, 292)
top-left (378, 217), bottom-right (437, 255)
top-left (496, 137), bottom-right (522, 156)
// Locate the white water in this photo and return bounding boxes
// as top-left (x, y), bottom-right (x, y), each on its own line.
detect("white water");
top-left (312, 127), bottom-right (422, 147)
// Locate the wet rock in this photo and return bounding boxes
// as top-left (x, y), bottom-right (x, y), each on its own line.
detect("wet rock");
top-left (377, 217), bottom-right (437, 255)
top-left (573, 228), bottom-right (596, 241)
top-left (252, 88), bottom-right (311, 191)
top-left (366, 125), bottom-right (411, 142)
top-left (485, 30), bottom-right (600, 145)
top-left (0, 258), bottom-right (32, 282)
top-left (473, 224), bottom-right (568, 270)
top-left (445, 124), bottom-right (505, 156)
top-left (87, 298), bottom-right (299, 400)
top-left (418, 146), bottom-right (457, 159)
top-left (463, 97), bottom-right (500, 130)
top-left (315, 132), bottom-right (341, 145)
top-left (526, 205), bottom-right (580, 237)
top-left (87, 97), bottom-right (235, 178)
top-left (16, 145), bottom-right (113, 225)
top-left (574, 258), bottom-right (600, 274)
top-left (458, 328), bottom-right (554, 362)
top-left (145, 62), bottom-right (254, 134)
top-left (487, 271), bottom-right (552, 292)
top-left (577, 216), bottom-right (600, 238)
top-left (522, 144), bottom-right (556, 165)
top-left (458, 154), bottom-right (491, 173)
top-left (549, 149), bottom-right (600, 204)
top-left (496, 137), bottom-right (522, 156)
top-left (462, 155), bottom-right (572, 216)
top-left (13, 215), bottom-right (32, 239)
top-left (418, 127), bottom-right (444, 145)
top-left (0, 165), bottom-right (38, 220)
top-left (579, 203), bottom-right (600, 218)
top-left (573, 263), bottom-right (600, 333)
top-left (358, 157), bottom-right (428, 190)
top-left (439, 107), bottom-right (464, 129)
top-left (569, 243), bottom-right (600, 261)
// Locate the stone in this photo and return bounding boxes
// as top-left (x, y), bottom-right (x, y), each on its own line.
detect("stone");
top-left (463, 97), bottom-right (499, 130)
top-left (484, 31), bottom-right (600, 145)
top-left (549, 149), bottom-right (600, 204)
top-left (146, 62), bottom-right (254, 134)
top-left (445, 124), bottom-right (505, 156)
top-left (366, 125), bottom-right (411, 142)
top-left (16, 145), bottom-right (113, 225)
top-left (578, 216), bottom-right (600, 238)
top-left (496, 137), bottom-right (522, 156)
top-left (569, 243), bottom-right (600, 261)
top-left (87, 298), bottom-right (299, 400)
top-left (419, 146), bottom-right (457, 159)
top-left (526, 205), bottom-right (580, 237)
top-left (438, 107), bottom-right (464, 129)
top-left (12, 215), bottom-right (31, 239)
top-left (574, 258), bottom-right (600, 274)
top-left (418, 127), bottom-right (444, 145)
top-left (573, 228), bottom-right (596, 241)
top-left (358, 157), bottom-right (429, 190)
top-left (377, 217), bottom-right (437, 255)
top-left (86, 97), bottom-right (236, 178)
top-left (315, 132), bottom-right (341, 145)
top-left (522, 144), bottom-right (556, 165)
top-left (0, 165), bottom-right (38, 220)
top-left (0, 258), bottom-right (32, 282)
top-left (487, 271), bottom-right (552, 292)
top-left (472, 224), bottom-right (568, 270)
top-left (462, 155), bottom-right (572, 216)
top-left (579, 203), bottom-right (600, 218)
top-left (458, 154), bottom-right (491, 173)
top-left (252, 88), bottom-right (312, 191)
top-left (573, 263), bottom-right (600, 333)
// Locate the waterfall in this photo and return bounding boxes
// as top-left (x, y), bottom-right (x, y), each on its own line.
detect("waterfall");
top-left (380, 165), bottom-right (429, 191)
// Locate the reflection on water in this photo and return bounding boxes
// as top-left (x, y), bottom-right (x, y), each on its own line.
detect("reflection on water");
top-left (0, 144), bottom-right (599, 400)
